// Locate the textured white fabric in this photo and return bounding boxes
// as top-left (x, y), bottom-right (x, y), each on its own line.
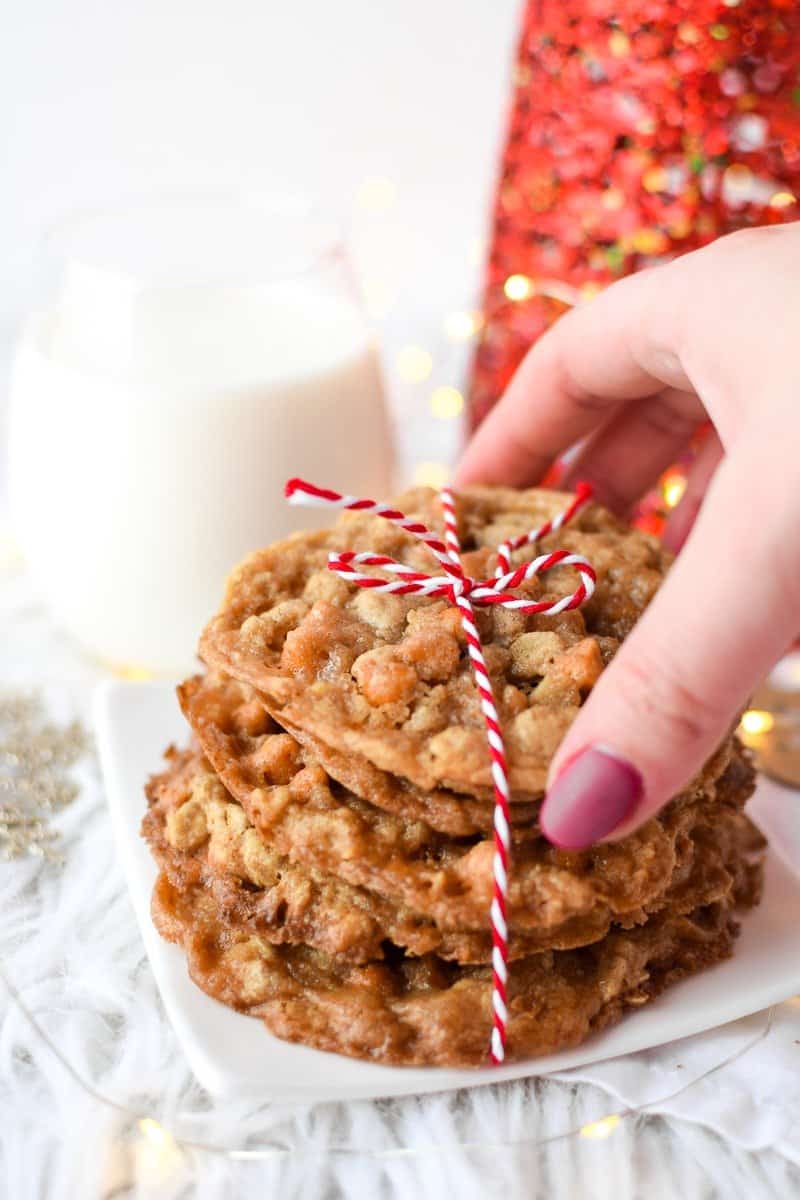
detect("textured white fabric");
top-left (2, 564), bottom-right (799, 1200)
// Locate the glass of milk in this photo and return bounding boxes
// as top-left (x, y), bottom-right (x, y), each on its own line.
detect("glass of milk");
top-left (8, 197), bottom-right (395, 674)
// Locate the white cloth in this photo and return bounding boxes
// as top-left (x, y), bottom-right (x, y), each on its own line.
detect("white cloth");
top-left (557, 1005), bottom-right (800, 1163)
top-left (1, 563), bottom-right (799, 1200)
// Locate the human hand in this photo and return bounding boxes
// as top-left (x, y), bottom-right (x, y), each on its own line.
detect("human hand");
top-left (456, 222), bottom-right (800, 848)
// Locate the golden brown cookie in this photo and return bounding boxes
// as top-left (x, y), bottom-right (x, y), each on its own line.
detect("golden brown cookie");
top-left (177, 671), bottom-right (753, 932)
top-left (200, 486), bottom-right (676, 798)
top-left (179, 672), bottom-right (538, 838)
top-left (151, 834), bottom-right (761, 1066)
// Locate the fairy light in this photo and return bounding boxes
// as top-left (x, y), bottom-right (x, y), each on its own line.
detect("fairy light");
top-left (662, 472), bottom-right (687, 509)
top-left (356, 176), bottom-right (397, 212)
top-left (579, 1114), bottom-right (621, 1139)
top-left (444, 310), bottom-right (483, 341)
top-left (740, 710), bottom-right (775, 736)
top-left (770, 190), bottom-right (796, 209)
top-left (580, 282), bottom-right (603, 302)
top-left (396, 346), bottom-right (434, 383)
top-left (413, 461), bottom-right (450, 489)
top-left (504, 273), bottom-right (534, 301)
top-left (0, 961), bottom-right (778, 1168)
top-left (138, 1118), bottom-right (171, 1148)
top-left (430, 386), bottom-right (464, 419)
top-left (136, 1118), bottom-right (183, 1182)
top-left (109, 662), bottom-right (156, 682)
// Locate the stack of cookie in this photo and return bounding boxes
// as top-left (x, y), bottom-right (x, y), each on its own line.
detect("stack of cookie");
top-left (143, 486), bottom-right (764, 1066)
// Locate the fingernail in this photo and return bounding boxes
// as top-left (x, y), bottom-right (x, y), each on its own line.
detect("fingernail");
top-left (540, 745), bottom-right (643, 850)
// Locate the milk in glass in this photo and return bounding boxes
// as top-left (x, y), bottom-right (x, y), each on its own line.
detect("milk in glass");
top-left (9, 202), bottom-right (394, 672)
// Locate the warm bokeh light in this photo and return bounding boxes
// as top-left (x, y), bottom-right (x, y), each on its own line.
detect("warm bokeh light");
top-left (580, 1114), bottom-right (621, 1140)
top-left (138, 1119), bottom-right (171, 1148)
top-left (503, 273), bottom-right (534, 302)
top-left (740, 709), bottom-right (775, 736)
top-left (770, 190), bottom-right (797, 209)
top-left (444, 310), bottom-right (483, 341)
top-left (430, 386), bottom-right (464, 419)
top-left (662, 473), bottom-right (687, 509)
top-left (136, 1118), bottom-right (182, 1181)
top-left (413, 461), bottom-right (450, 489)
top-left (396, 345), bottom-right (433, 383)
top-left (109, 662), bottom-right (156, 682)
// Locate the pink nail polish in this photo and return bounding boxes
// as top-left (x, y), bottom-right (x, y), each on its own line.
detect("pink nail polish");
top-left (540, 745), bottom-right (643, 850)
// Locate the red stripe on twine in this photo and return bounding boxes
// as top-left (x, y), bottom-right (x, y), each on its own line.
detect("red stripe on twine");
top-left (285, 477), bottom-right (594, 1063)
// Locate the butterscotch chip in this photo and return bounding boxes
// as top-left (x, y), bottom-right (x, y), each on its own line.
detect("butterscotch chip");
top-left (199, 485), bottom-right (728, 799)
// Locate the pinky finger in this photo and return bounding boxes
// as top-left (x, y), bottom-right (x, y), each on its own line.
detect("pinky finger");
top-left (662, 432), bottom-right (725, 553)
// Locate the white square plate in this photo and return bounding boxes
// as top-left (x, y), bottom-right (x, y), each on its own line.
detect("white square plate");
top-left (95, 680), bottom-right (800, 1102)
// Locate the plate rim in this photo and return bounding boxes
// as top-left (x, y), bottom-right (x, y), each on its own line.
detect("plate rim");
top-left (94, 678), bottom-right (800, 1102)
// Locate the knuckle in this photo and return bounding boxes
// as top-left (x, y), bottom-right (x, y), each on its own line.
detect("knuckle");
top-left (609, 648), bottom-right (728, 751)
top-left (559, 369), bottom-right (610, 416)
top-left (640, 397), bottom-right (697, 441)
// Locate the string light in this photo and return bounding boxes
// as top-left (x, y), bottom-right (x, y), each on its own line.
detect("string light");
top-left (396, 346), bottom-right (434, 383)
top-left (136, 1118), bottom-right (183, 1182)
top-left (579, 1115), bottom-right (621, 1140)
top-left (740, 710), bottom-right (775, 736)
top-left (0, 964), bottom-right (777, 1166)
top-left (770, 190), bottom-right (797, 209)
top-left (138, 1118), bottom-right (173, 1148)
top-left (580, 282), bottom-right (603, 302)
top-left (109, 662), bottom-right (156, 682)
top-left (662, 472), bottom-right (687, 509)
top-left (504, 274), bottom-right (534, 301)
top-left (413, 461), bottom-right (450, 489)
top-left (430, 386), bottom-right (464, 419)
top-left (444, 310), bottom-right (483, 341)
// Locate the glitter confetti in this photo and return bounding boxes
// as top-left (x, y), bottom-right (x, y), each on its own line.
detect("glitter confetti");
top-left (468, 0), bottom-right (800, 430)
top-left (0, 692), bottom-right (90, 862)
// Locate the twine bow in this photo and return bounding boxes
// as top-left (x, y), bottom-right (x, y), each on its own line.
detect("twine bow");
top-left (285, 477), bottom-right (595, 1063)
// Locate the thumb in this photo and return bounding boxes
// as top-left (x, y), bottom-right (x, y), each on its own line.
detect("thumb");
top-left (539, 446), bottom-right (798, 849)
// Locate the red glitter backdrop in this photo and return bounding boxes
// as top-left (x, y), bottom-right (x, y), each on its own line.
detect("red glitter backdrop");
top-left (468, 0), bottom-right (800, 433)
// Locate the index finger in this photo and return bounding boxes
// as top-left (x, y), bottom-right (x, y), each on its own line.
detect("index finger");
top-left (455, 263), bottom-right (693, 487)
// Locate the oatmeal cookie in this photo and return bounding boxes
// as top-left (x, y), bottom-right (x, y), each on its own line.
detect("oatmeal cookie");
top-left (151, 836), bottom-right (761, 1065)
top-left (144, 743), bottom-right (758, 965)
top-left (174, 673), bottom-right (755, 934)
top-left (180, 672), bottom-right (537, 838)
top-left (199, 486), bottom-right (729, 799)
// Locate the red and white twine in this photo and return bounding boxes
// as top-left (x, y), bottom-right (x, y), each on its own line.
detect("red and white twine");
top-left (285, 476), bottom-right (595, 1063)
